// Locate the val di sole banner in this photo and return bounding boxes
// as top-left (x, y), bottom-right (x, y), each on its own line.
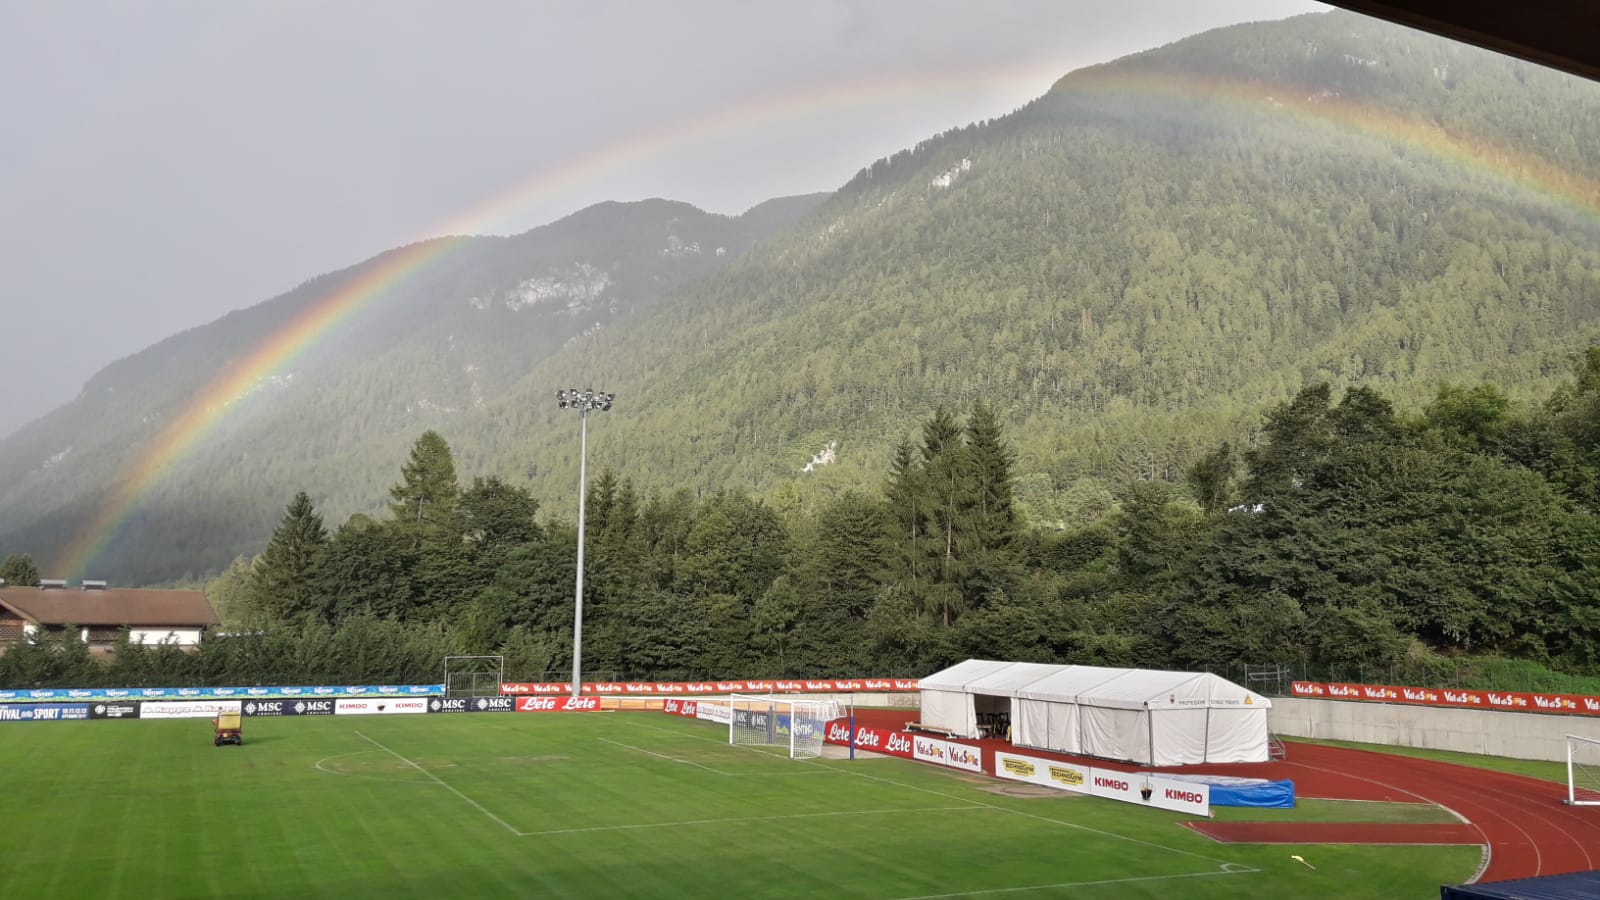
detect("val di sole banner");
top-left (0, 685), bottom-right (445, 703)
top-left (499, 678), bottom-right (920, 696)
top-left (1292, 681), bottom-right (1600, 716)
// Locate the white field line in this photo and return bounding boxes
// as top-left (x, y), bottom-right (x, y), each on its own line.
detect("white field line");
top-left (520, 805), bottom-right (981, 837)
top-left (623, 715), bottom-right (1250, 868)
top-left (354, 730), bottom-right (521, 836)
top-left (885, 864), bottom-right (1260, 900)
top-left (597, 737), bottom-right (737, 775)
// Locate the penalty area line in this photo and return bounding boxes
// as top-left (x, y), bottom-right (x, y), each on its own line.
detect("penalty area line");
top-left (884, 864), bottom-right (1260, 900)
top-left (596, 737), bottom-right (737, 775)
top-left (353, 730), bottom-right (522, 836)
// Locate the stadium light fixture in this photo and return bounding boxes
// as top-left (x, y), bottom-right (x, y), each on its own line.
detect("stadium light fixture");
top-left (554, 388), bottom-right (615, 699)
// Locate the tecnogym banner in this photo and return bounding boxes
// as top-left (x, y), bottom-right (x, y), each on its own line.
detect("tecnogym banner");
top-left (992, 750), bottom-right (1210, 816)
top-left (0, 703), bottom-right (90, 722)
top-left (500, 678), bottom-right (920, 696)
top-left (1292, 681), bottom-right (1600, 716)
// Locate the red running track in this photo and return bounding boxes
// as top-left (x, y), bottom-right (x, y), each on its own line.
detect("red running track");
top-left (843, 709), bottom-right (1599, 882)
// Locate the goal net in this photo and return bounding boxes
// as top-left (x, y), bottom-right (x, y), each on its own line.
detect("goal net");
top-left (727, 693), bottom-right (841, 760)
top-left (1566, 733), bottom-right (1600, 805)
top-left (443, 655), bottom-right (504, 698)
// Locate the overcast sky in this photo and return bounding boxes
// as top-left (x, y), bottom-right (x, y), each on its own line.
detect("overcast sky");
top-left (0, 0), bottom-right (1327, 434)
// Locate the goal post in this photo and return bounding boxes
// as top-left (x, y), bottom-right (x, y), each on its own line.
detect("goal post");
top-left (1566, 733), bottom-right (1600, 805)
top-left (727, 693), bottom-right (841, 759)
top-left (443, 655), bottom-right (505, 698)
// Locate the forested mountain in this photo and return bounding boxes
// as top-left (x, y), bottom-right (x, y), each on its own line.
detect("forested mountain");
top-left (5, 9), bottom-right (1600, 589)
top-left (0, 196), bottom-right (824, 583)
top-left (507, 11), bottom-right (1600, 525)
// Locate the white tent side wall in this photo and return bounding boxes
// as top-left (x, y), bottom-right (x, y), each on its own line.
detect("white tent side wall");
top-left (1081, 706), bottom-right (1149, 763)
top-left (920, 689), bottom-right (974, 736)
top-left (1203, 707), bottom-right (1270, 763)
top-left (1153, 708), bottom-right (1210, 766)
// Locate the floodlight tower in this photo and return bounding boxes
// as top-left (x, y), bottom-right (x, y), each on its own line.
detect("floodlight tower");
top-left (555, 388), bottom-right (614, 700)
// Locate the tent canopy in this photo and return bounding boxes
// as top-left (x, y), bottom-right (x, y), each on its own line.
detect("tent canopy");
top-left (918, 659), bottom-right (1015, 692)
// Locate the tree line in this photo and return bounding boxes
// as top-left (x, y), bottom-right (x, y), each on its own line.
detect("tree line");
top-left (2, 348), bottom-right (1597, 690)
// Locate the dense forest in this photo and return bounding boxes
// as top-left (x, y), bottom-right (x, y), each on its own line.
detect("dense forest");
top-left (4, 346), bottom-right (1597, 689)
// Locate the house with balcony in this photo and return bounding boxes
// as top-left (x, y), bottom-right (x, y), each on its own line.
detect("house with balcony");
top-left (0, 580), bottom-right (219, 652)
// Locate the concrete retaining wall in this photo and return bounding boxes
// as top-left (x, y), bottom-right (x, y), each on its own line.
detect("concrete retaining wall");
top-left (1269, 697), bottom-right (1600, 762)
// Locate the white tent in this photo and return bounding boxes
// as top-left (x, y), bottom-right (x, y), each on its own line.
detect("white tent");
top-left (917, 659), bottom-right (1015, 737)
top-left (921, 660), bottom-right (1272, 765)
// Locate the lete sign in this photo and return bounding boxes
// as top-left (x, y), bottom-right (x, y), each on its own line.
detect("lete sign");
top-left (515, 696), bottom-right (602, 712)
top-left (1292, 681), bottom-right (1600, 716)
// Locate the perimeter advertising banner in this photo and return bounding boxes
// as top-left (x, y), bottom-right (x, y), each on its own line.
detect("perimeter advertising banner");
top-left (514, 696), bottom-right (602, 712)
top-left (0, 703), bottom-right (90, 722)
top-left (427, 696), bottom-right (516, 713)
top-left (334, 698), bottom-right (428, 716)
top-left (500, 678), bottom-right (920, 695)
top-left (141, 700), bottom-right (242, 719)
top-left (0, 684), bottom-right (446, 703)
top-left (88, 701), bottom-right (142, 719)
top-left (242, 699), bottom-right (337, 717)
top-left (1291, 681), bottom-right (1600, 716)
top-left (992, 750), bottom-right (1210, 816)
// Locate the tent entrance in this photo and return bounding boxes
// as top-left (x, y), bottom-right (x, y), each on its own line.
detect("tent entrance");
top-left (973, 694), bottom-right (1012, 740)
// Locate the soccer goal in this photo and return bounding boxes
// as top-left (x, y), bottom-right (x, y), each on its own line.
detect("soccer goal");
top-left (727, 693), bottom-right (841, 760)
top-left (1566, 733), bottom-right (1600, 805)
top-left (443, 655), bottom-right (504, 698)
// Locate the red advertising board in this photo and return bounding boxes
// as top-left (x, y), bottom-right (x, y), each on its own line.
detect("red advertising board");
top-left (1292, 681), bottom-right (1600, 716)
top-left (501, 678), bottom-right (920, 696)
top-left (514, 696), bottom-right (602, 712)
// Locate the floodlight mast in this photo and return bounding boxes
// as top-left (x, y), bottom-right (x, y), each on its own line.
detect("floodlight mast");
top-left (555, 388), bottom-right (615, 699)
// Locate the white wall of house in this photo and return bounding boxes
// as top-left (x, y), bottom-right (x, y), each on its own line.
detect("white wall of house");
top-left (129, 628), bottom-right (203, 646)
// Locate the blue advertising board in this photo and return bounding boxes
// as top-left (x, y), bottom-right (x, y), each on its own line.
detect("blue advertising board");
top-left (0, 684), bottom-right (445, 702)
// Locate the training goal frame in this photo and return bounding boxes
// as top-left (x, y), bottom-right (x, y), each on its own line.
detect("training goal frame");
top-left (443, 655), bottom-right (505, 698)
top-left (1566, 733), bottom-right (1600, 806)
top-left (726, 693), bottom-right (840, 760)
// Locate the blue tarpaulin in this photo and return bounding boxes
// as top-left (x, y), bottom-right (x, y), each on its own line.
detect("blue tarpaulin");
top-left (1140, 773), bottom-right (1296, 808)
top-left (1441, 869), bottom-right (1600, 899)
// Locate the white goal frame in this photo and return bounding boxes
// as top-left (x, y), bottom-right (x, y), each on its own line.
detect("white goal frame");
top-left (727, 693), bottom-right (840, 760)
top-left (1566, 733), bottom-right (1600, 806)
top-left (443, 655), bottom-right (505, 698)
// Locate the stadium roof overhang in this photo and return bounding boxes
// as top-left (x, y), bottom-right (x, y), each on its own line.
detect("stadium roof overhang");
top-left (1327, 0), bottom-right (1600, 83)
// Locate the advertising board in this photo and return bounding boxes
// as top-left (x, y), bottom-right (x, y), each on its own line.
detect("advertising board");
top-left (0, 684), bottom-right (446, 703)
top-left (140, 700), bottom-right (243, 719)
top-left (992, 750), bottom-right (1209, 816)
top-left (88, 701), bottom-right (142, 720)
top-left (499, 677), bottom-right (920, 695)
top-left (514, 696), bottom-right (602, 712)
top-left (0, 703), bottom-right (90, 722)
top-left (333, 698), bottom-right (428, 716)
top-left (1292, 681), bottom-right (1600, 716)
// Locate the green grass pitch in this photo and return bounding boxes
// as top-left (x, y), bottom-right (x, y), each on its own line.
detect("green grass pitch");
top-left (0, 712), bottom-right (1478, 898)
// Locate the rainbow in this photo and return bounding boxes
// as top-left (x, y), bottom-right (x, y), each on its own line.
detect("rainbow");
top-left (51, 60), bottom-right (1068, 579)
top-left (55, 63), bottom-right (1600, 579)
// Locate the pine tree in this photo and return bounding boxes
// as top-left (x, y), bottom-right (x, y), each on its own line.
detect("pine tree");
top-left (0, 553), bottom-right (41, 586)
top-left (249, 492), bottom-right (329, 624)
top-left (388, 430), bottom-right (463, 543)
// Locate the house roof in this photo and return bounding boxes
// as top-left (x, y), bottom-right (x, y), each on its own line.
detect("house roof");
top-left (0, 586), bottom-right (219, 628)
